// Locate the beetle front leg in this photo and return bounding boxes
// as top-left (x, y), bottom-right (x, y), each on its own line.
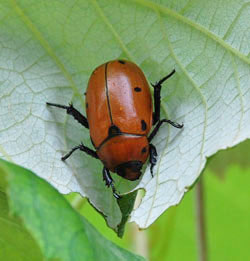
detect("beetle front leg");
top-left (149, 144), bottom-right (158, 177)
top-left (102, 168), bottom-right (120, 199)
top-left (61, 142), bottom-right (98, 161)
top-left (152, 69), bottom-right (175, 125)
top-left (47, 102), bottom-right (89, 129)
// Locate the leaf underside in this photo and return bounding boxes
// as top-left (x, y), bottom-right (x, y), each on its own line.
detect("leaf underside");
top-left (0, 0), bottom-right (250, 229)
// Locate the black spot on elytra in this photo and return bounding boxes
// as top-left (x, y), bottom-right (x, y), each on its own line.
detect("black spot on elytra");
top-left (134, 87), bottom-right (141, 92)
top-left (86, 103), bottom-right (88, 108)
top-left (118, 60), bottom-right (125, 64)
top-left (141, 120), bottom-right (147, 131)
top-left (141, 147), bottom-right (147, 154)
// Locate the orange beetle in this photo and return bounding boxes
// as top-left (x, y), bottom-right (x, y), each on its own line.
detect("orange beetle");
top-left (47, 60), bottom-right (183, 198)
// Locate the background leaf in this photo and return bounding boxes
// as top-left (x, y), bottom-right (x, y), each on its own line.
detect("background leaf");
top-left (0, 159), bottom-right (144, 261)
top-left (0, 190), bottom-right (43, 261)
top-left (0, 0), bottom-right (249, 230)
top-left (148, 164), bottom-right (250, 260)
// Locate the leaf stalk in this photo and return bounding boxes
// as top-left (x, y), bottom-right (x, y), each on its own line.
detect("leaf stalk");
top-left (195, 177), bottom-right (207, 261)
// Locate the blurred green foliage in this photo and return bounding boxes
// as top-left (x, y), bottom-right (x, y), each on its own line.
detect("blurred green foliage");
top-left (0, 159), bottom-right (144, 261)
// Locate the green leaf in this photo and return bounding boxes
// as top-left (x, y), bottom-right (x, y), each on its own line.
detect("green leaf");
top-left (207, 139), bottom-right (250, 176)
top-left (0, 0), bottom-right (250, 230)
top-left (0, 190), bottom-right (43, 261)
top-left (117, 191), bottom-right (138, 238)
top-left (148, 164), bottom-right (250, 260)
top-left (205, 166), bottom-right (250, 260)
top-left (0, 159), bottom-right (144, 261)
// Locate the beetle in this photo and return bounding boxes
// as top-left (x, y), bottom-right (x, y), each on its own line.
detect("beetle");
top-left (47, 60), bottom-right (183, 198)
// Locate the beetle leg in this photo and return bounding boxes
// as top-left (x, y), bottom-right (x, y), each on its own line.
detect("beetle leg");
top-left (151, 69), bottom-right (175, 125)
top-left (61, 142), bottom-right (98, 161)
top-left (102, 168), bottom-right (121, 199)
top-left (46, 102), bottom-right (89, 129)
top-left (149, 144), bottom-right (158, 177)
top-left (148, 119), bottom-right (183, 142)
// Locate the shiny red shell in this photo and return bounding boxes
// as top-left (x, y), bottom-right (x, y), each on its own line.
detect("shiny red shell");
top-left (85, 60), bottom-right (153, 180)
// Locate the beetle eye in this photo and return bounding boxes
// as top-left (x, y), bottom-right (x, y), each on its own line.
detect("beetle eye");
top-left (118, 60), bottom-right (125, 64)
top-left (134, 87), bottom-right (141, 92)
top-left (141, 120), bottom-right (147, 131)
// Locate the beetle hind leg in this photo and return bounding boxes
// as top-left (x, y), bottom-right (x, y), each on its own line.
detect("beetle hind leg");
top-left (102, 168), bottom-right (121, 199)
top-left (148, 119), bottom-right (183, 142)
top-left (149, 144), bottom-right (158, 177)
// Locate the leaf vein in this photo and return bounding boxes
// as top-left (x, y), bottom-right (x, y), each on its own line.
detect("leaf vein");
top-left (131, 0), bottom-right (250, 65)
top-left (230, 54), bottom-right (244, 142)
top-left (90, 0), bottom-right (135, 61)
top-left (223, 2), bottom-right (250, 40)
top-left (142, 9), bottom-right (209, 226)
top-left (10, 0), bottom-right (84, 107)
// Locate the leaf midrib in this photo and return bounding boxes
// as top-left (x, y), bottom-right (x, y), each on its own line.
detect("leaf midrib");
top-left (131, 0), bottom-right (250, 65)
top-left (91, 0), bottom-right (135, 61)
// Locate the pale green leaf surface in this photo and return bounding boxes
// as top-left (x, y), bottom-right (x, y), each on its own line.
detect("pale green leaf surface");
top-left (0, 0), bottom-right (250, 229)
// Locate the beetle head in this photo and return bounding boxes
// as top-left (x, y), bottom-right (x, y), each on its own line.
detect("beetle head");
top-left (115, 161), bottom-right (143, 181)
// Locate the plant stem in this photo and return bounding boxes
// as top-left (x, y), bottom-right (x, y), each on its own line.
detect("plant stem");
top-left (195, 177), bottom-right (207, 261)
top-left (131, 190), bottom-right (149, 259)
top-left (131, 224), bottom-right (149, 259)
top-left (71, 193), bottom-right (86, 210)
